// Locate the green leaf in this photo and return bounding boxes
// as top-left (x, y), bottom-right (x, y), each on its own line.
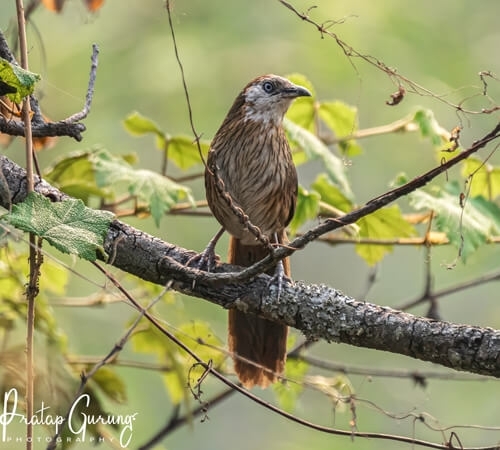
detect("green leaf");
top-left (92, 149), bottom-right (194, 226)
top-left (163, 340), bottom-right (190, 407)
top-left (124, 111), bottom-right (209, 169)
top-left (167, 135), bottom-right (210, 170)
top-left (124, 111), bottom-right (168, 159)
top-left (131, 322), bottom-right (169, 358)
top-left (273, 358), bottom-right (309, 412)
top-left (461, 157), bottom-right (500, 200)
top-left (168, 321), bottom-right (225, 406)
top-left (285, 73), bottom-right (316, 131)
top-left (318, 101), bottom-right (362, 156)
top-left (0, 244), bottom-right (66, 343)
top-left (409, 183), bottom-right (500, 260)
top-left (91, 366), bottom-right (127, 403)
top-left (284, 118), bottom-right (354, 200)
top-left (311, 173), bottom-right (354, 213)
top-left (285, 73), bottom-right (316, 99)
top-left (289, 185), bottom-right (320, 235)
top-left (123, 111), bottom-right (163, 136)
top-left (44, 150), bottom-right (109, 202)
top-left (7, 192), bottom-right (114, 260)
top-left (356, 205), bottom-right (417, 265)
top-left (0, 58), bottom-right (41, 103)
top-left (413, 108), bottom-right (449, 147)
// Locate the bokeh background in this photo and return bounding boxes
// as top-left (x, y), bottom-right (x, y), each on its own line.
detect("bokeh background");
top-left (1, 0), bottom-right (499, 449)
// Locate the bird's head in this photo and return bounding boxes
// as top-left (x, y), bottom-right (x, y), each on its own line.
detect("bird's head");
top-left (240, 74), bottom-right (311, 125)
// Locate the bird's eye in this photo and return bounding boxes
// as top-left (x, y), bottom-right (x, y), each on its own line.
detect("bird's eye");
top-left (262, 81), bottom-right (274, 93)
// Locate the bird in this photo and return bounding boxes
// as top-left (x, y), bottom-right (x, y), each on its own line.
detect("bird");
top-left (204, 74), bottom-right (311, 388)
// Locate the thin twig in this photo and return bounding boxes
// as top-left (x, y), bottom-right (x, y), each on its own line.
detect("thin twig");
top-left (277, 0), bottom-right (499, 116)
top-left (297, 354), bottom-right (496, 382)
top-left (164, 0), bottom-right (205, 165)
top-left (396, 269), bottom-right (500, 311)
top-left (61, 43), bottom-right (99, 123)
top-left (15, 1), bottom-right (36, 449)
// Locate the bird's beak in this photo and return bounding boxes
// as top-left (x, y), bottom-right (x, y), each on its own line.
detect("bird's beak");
top-left (282, 84), bottom-right (312, 99)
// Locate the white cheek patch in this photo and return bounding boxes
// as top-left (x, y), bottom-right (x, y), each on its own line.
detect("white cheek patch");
top-left (244, 85), bottom-right (290, 124)
top-left (244, 84), bottom-right (264, 104)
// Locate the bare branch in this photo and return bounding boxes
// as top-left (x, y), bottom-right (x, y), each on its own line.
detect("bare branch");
top-left (0, 30), bottom-right (98, 142)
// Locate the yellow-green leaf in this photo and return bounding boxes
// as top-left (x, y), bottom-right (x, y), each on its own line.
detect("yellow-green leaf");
top-left (311, 173), bottom-right (353, 213)
top-left (462, 157), bottom-right (500, 200)
top-left (40, 259), bottom-right (68, 296)
top-left (318, 101), bottom-right (361, 156)
top-left (167, 135), bottom-right (210, 170)
top-left (123, 111), bottom-right (163, 136)
top-left (356, 205), bottom-right (417, 265)
top-left (0, 57), bottom-right (41, 103)
top-left (285, 73), bottom-right (316, 131)
top-left (273, 358), bottom-right (309, 412)
top-left (289, 185), bottom-right (320, 235)
top-left (91, 366), bottom-right (127, 404)
top-left (45, 150), bottom-right (109, 202)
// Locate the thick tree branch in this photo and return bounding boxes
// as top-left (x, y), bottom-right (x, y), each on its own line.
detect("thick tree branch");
top-left (1, 153), bottom-right (499, 378)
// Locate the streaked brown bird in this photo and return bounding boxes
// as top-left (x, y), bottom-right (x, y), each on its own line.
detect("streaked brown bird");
top-left (205, 74), bottom-right (311, 388)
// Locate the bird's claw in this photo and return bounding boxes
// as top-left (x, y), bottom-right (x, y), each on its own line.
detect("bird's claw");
top-left (267, 259), bottom-right (291, 301)
top-left (187, 245), bottom-right (220, 273)
top-left (186, 227), bottom-right (224, 273)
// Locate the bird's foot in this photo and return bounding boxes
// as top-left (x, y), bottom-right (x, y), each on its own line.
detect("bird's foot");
top-left (267, 259), bottom-right (292, 301)
top-left (186, 228), bottom-right (224, 273)
top-left (187, 242), bottom-right (220, 273)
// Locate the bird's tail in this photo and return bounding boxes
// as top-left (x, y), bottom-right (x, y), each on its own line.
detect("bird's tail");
top-left (228, 235), bottom-right (289, 388)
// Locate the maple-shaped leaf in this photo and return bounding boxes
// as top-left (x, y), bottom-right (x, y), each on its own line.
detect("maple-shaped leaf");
top-left (92, 149), bottom-right (194, 226)
top-left (5, 192), bottom-right (114, 261)
top-left (409, 182), bottom-right (500, 261)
